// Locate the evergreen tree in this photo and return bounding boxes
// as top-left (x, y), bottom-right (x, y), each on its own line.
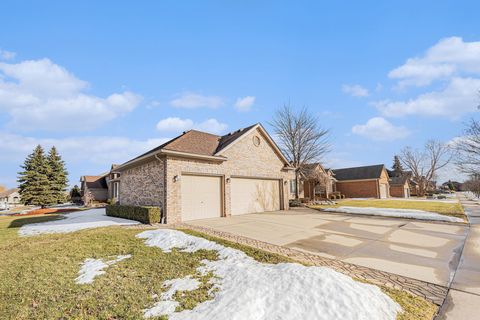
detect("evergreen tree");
top-left (47, 146), bottom-right (69, 204)
top-left (392, 155), bottom-right (405, 177)
top-left (17, 145), bottom-right (54, 207)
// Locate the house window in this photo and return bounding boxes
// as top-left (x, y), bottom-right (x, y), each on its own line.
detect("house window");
top-left (113, 182), bottom-right (120, 199)
top-left (290, 180), bottom-right (297, 194)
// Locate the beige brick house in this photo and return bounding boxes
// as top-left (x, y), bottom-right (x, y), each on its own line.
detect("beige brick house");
top-left (115, 123), bottom-right (294, 223)
top-left (333, 164), bottom-right (390, 199)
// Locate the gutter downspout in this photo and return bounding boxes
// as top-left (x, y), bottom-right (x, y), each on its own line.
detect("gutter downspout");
top-left (154, 153), bottom-right (166, 224)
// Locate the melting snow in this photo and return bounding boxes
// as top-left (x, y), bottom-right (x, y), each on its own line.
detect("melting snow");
top-left (137, 229), bottom-right (402, 320)
top-left (144, 277), bottom-right (201, 318)
top-left (18, 208), bottom-right (140, 236)
top-left (324, 206), bottom-right (463, 223)
top-left (76, 254), bottom-right (131, 284)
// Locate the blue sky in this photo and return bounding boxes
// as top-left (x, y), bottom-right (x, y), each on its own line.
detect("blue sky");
top-left (1, 1), bottom-right (480, 188)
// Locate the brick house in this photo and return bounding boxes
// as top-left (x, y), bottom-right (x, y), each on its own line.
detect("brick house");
top-left (0, 188), bottom-right (21, 209)
top-left (295, 163), bottom-right (337, 200)
top-left (389, 175), bottom-right (411, 198)
top-left (80, 175), bottom-right (108, 204)
top-left (333, 164), bottom-right (390, 199)
top-left (115, 123), bottom-right (294, 223)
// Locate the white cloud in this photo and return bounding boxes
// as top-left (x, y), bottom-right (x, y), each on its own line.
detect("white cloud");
top-left (156, 117), bottom-right (228, 135)
top-left (156, 117), bottom-right (194, 132)
top-left (0, 58), bottom-right (142, 131)
top-left (374, 77), bottom-right (480, 118)
top-left (342, 84), bottom-right (369, 97)
top-left (0, 49), bottom-right (16, 60)
top-left (193, 118), bottom-right (228, 134)
top-left (170, 92), bottom-right (224, 109)
top-left (352, 117), bottom-right (410, 141)
top-left (389, 37), bottom-right (480, 88)
top-left (234, 96), bottom-right (255, 111)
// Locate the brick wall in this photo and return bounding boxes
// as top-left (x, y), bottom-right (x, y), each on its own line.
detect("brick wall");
top-left (119, 159), bottom-right (165, 207)
top-left (165, 127), bottom-right (293, 223)
top-left (390, 185), bottom-right (406, 198)
top-left (335, 180), bottom-right (379, 198)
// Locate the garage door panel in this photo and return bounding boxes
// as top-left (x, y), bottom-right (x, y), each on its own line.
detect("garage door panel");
top-left (181, 175), bottom-right (222, 221)
top-left (231, 178), bottom-right (280, 215)
top-left (379, 184), bottom-right (388, 199)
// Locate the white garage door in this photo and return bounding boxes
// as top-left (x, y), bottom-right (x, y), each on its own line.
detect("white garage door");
top-left (379, 184), bottom-right (388, 199)
top-left (181, 175), bottom-right (222, 221)
top-left (231, 178), bottom-right (280, 215)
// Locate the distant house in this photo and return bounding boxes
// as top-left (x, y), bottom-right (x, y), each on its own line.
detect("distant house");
top-left (294, 163), bottom-right (337, 200)
top-left (0, 188), bottom-right (21, 209)
top-left (389, 176), bottom-right (411, 198)
top-left (333, 164), bottom-right (390, 199)
top-left (80, 165), bottom-right (122, 205)
top-left (80, 175), bottom-right (108, 205)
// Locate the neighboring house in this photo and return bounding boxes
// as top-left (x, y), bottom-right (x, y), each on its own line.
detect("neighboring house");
top-left (333, 164), bottom-right (390, 199)
top-left (115, 123), bottom-right (294, 223)
top-left (105, 164), bottom-right (121, 203)
top-left (0, 188), bottom-right (21, 209)
top-left (80, 175), bottom-right (108, 205)
top-left (295, 163), bottom-right (337, 200)
top-left (389, 176), bottom-right (411, 198)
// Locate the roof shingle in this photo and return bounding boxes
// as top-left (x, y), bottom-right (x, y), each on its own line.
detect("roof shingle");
top-left (333, 164), bottom-right (385, 181)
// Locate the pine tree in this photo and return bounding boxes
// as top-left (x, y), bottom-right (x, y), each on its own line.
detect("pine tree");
top-left (392, 155), bottom-right (405, 177)
top-left (17, 145), bottom-right (54, 207)
top-left (47, 146), bottom-right (69, 204)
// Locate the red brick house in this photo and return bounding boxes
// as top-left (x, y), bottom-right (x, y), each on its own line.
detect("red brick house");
top-left (333, 164), bottom-right (390, 199)
top-left (389, 175), bottom-right (411, 198)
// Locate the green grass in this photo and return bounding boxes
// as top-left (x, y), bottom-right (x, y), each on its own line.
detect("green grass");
top-left (310, 199), bottom-right (465, 220)
top-left (0, 215), bottom-right (437, 319)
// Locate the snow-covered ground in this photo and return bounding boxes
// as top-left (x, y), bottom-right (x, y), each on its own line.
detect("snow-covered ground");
top-left (18, 208), bottom-right (139, 236)
top-left (137, 229), bottom-right (401, 320)
top-left (347, 197), bottom-right (459, 203)
top-left (323, 206), bottom-right (463, 223)
top-left (76, 255), bottom-right (131, 284)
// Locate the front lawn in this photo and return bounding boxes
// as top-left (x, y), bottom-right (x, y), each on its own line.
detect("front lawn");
top-left (0, 214), bottom-right (437, 319)
top-left (310, 199), bottom-right (465, 220)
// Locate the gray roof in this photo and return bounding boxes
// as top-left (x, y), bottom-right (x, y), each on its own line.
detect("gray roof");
top-left (333, 164), bottom-right (385, 181)
top-left (390, 175), bottom-right (409, 185)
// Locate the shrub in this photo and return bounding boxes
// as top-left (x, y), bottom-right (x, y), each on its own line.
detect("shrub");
top-left (106, 205), bottom-right (161, 224)
top-left (289, 199), bottom-right (303, 207)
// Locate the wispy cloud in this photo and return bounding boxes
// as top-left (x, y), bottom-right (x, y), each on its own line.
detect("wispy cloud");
top-left (352, 117), bottom-right (410, 141)
top-left (342, 84), bottom-right (369, 97)
top-left (170, 92), bottom-right (225, 109)
top-left (234, 96), bottom-right (255, 111)
top-left (156, 117), bottom-right (228, 134)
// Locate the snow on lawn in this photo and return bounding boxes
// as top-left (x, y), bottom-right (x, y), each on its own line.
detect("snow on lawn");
top-left (76, 255), bottom-right (131, 284)
top-left (136, 229), bottom-right (401, 320)
top-left (18, 208), bottom-right (140, 236)
top-left (324, 206), bottom-right (463, 223)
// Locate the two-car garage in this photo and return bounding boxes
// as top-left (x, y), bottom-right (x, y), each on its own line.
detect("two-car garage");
top-left (180, 174), bottom-right (281, 221)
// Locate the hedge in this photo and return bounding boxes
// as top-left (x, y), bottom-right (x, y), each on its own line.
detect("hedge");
top-left (106, 205), bottom-right (161, 224)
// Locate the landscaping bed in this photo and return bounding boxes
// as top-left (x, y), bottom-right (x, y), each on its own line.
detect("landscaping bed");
top-left (0, 213), bottom-right (437, 319)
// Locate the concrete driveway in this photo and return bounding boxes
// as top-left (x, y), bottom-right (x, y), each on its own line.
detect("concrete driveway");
top-left (188, 207), bottom-right (468, 287)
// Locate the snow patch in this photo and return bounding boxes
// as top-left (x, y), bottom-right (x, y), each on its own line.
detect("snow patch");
top-left (19, 208), bottom-right (139, 236)
top-left (324, 206), bottom-right (463, 222)
top-left (137, 229), bottom-right (401, 320)
top-left (144, 277), bottom-right (201, 318)
top-left (76, 254), bottom-right (131, 284)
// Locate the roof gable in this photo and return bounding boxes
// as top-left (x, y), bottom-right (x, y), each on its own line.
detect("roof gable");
top-left (333, 164), bottom-right (386, 181)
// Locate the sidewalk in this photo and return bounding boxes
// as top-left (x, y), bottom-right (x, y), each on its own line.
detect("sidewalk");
top-left (436, 194), bottom-right (480, 319)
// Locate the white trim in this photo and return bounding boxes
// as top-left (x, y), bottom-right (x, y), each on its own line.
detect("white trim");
top-left (161, 149), bottom-right (227, 161)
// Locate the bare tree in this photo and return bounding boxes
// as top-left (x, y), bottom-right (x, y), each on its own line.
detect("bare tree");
top-left (400, 140), bottom-right (452, 196)
top-left (455, 119), bottom-right (480, 175)
top-left (270, 105), bottom-right (329, 198)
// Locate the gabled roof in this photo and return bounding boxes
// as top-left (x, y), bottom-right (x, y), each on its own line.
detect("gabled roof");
top-left (81, 175), bottom-right (107, 189)
top-left (0, 188), bottom-right (19, 198)
top-left (117, 123), bottom-right (291, 170)
top-left (333, 164), bottom-right (386, 181)
top-left (390, 175), bottom-right (410, 185)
